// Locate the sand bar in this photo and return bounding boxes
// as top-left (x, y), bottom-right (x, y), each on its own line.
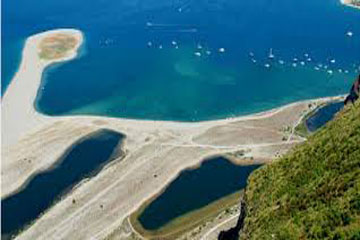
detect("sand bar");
top-left (1, 29), bottom-right (343, 240)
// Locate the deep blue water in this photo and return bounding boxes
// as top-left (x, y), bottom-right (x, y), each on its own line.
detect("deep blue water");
top-left (306, 101), bottom-right (344, 132)
top-left (138, 157), bottom-right (261, 230)
top-left (1, 129), bottom-right (124, 239)
top-left (2, 0), bottom-right (360, 120)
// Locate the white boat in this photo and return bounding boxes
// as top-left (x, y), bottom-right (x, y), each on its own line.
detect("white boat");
top-left (194, 52), bottom-right (201, 57)
top-left (219, 47), bottom-right (225, 53)
top-left (268, 48), bottom-right (275, 59)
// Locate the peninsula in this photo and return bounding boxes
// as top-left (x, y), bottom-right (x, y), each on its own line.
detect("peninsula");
top-left (1, 29), bottom-right (344, 240)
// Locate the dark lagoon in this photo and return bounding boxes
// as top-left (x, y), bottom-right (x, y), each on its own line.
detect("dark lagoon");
top-left (1, 129), bottom-right (124, 239)
top-left (2, 0), bottom-right (360, 120)
top-left (137, 157), bottom-right (261, 230)
top-left (306, 101), bottom-right (344, 132)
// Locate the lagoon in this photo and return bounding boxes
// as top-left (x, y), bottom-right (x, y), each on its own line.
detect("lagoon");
top-left (137, 157), bottom-right (261, 231)
top-left (306, 101), bottom-right (344, 132)
top-left (1, 129), bottom-right (124, 239)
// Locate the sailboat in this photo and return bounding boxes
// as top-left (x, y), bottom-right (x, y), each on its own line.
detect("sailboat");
top-left (268, 48), bottom-right (275, 59)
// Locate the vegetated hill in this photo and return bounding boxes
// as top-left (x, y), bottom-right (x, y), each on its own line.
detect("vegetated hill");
top-left (240, 101), bottom-right (360, 240)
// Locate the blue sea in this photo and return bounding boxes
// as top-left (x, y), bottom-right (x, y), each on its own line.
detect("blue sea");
top-left (2, 0), bottom-right (360, 121)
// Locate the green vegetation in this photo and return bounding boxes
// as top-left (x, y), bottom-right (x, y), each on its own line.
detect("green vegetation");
top-left (241, 101), bottom-right (360, 240)
top-left (130, 191), bottom-right (242, 240)
top-left (39, 34), bottom-right (78, 60)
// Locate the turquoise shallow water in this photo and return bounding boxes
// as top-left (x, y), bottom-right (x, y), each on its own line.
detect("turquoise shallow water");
top-left (2, 0), bottom-right (360, 120)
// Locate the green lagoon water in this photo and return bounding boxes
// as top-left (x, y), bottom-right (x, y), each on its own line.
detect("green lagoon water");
top-left (2, 0), bottom-right (360, 120)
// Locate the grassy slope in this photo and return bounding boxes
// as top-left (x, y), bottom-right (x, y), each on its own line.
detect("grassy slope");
top-left (241, 101), bottom-right (360, 240)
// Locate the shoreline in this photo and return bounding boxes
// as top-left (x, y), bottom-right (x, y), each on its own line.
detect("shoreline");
top-left (1, 29), bottom-right (345, 240)
top-left (1, 28), bottom-right (348, 148)
top-left (341, 0), bottom-right (360, 9)
top-left (2, 29), bottom-right (84, 148)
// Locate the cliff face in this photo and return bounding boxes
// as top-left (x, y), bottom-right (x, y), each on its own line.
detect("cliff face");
top-left (240, 101), bottom-right (360, 239)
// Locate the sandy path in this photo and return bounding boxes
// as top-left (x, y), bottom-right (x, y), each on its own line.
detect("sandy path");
top-left (200, 214), bottom-right (240, 240)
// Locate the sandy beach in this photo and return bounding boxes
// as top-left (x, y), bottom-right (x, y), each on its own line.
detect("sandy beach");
top-left (1, 29), bottom-right (343, 240)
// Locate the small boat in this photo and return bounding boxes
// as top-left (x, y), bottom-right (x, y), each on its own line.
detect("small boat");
top-left (159, 45), bottom-right (163, 49)
top-left (278, 60), bottom-right (285, 65)
top-left (197, 44), bottom-right (203, 49)
top-left (292, 63), bottom-right (297, 67)
top-left (206, 50), bottom-right (211, 55)
top-left (147, 41), bottom-right (153, 47)
top-left (264, 63), bottom-right (271, 68)
top-left (268, 48), bottom-right (275, 59)
top-left (194, 52), bottom-right (201, 57)
top-left (330, 59), bottom-right (336, 64)
top-left (171, 41), bottom-right (177, 45)
top-left (346, 31), bottom-right (353, 37)
top-left (327, 70), bottom-right (333, 75)
top-left (249, 52), bottom-right (254, 57)
top-left (300, 61), bottom-right (305, 66)
top-left (219, 47), bottom-right (225, 53)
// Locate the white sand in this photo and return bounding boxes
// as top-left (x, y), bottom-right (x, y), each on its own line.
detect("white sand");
top-left (1, 29), bottom-right (343, 240)
top-left (2, 29), bottom-right (83, 148)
